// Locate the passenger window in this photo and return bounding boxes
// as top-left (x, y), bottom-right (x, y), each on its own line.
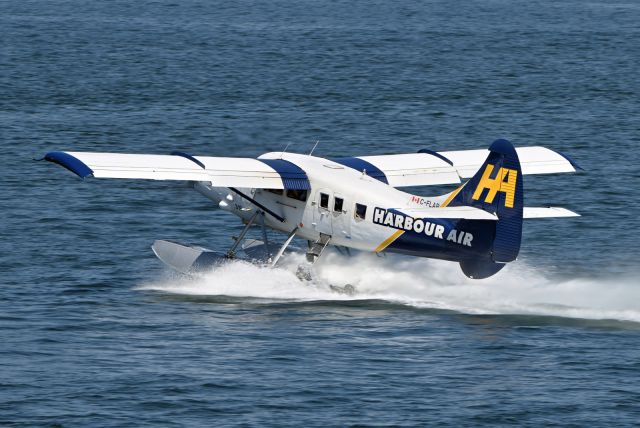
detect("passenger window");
top-left (286, 189), bottom-right (308, 202)
top-left (320, 192), bottom-right (329, 209)
top-left (334, 197), bottom-right (344, 213)
top-left (355, 203), bottom-right (367, 220)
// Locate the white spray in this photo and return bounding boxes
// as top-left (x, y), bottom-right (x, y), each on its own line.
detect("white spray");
top-left (139, 251), bottom-right (640, 322)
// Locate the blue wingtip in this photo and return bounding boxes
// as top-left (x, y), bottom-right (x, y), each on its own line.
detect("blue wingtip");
top-left (553, 150), bottom-right (584, 171)
top-left (43, 151), bottom-right (94, 178)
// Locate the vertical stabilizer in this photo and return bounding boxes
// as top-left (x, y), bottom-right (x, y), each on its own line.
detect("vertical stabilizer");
top-left (444, 139), bottom-right (524, 277)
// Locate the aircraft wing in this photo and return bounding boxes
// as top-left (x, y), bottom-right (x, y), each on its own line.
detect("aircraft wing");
top-left (41, 151), bottom-right (310, 189)
top-left (440, 146), bottom-right (581, 178)
top-left (337, 146), bottom-right (581, 187)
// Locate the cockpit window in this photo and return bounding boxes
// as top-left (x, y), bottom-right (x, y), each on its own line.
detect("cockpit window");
top-left (355, 203), bottom-right (367, 220)
top-left (286, 189), bottom-right (308, 202)
top-left (334, 197), bottom-right (344, 213)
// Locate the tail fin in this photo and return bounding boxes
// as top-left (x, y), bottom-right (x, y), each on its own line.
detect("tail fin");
top-left (444, 139), bottom-right (524, 278)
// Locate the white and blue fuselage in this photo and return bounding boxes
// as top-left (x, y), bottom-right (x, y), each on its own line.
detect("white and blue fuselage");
top-left (194, 152), bottom-right (485, 261)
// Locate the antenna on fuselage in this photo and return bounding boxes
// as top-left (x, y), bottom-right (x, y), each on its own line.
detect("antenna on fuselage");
top-left (279, 142), bottom-right (291, 159)
top-left (308, 140), bottom-right (320, 156)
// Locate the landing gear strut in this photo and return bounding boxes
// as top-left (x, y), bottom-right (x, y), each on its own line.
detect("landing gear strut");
top-left (226, 210), bottom-right (260, 259)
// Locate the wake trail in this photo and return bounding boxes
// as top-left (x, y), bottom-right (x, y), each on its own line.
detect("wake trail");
top-left (139, 251), bottom-right (640, 322)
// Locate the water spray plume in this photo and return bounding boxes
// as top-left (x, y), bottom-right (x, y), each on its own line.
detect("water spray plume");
top-left (140, 251), bottom-right (640, 322)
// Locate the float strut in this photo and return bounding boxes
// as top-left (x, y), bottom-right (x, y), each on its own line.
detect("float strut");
top-left (260, 212), bottom-right (270, 258)
top-left (226, 210), bottom-right (260, 259)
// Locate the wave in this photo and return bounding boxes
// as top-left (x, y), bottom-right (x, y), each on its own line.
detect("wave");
top-left (138, 250), bottom-right (640, 322)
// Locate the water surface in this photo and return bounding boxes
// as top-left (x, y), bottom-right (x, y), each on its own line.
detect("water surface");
top-left (2, 0), bottom-right (640, 426)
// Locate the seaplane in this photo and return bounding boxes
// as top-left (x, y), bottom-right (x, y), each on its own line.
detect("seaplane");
top-left (40, 139), bottom-right (581, 280)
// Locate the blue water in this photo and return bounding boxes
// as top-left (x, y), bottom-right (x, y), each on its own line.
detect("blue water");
top-left (2, 0), bottom-right (640, 426)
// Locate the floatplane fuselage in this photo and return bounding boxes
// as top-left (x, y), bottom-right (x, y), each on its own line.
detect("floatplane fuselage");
top-left (195, 152), bottom-right (481, 259)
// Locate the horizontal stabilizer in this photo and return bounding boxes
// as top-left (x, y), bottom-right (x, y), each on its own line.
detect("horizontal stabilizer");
top-left (398, 206), bottom-right (498, 220)
top-left (523, 207), bottom-right (580, 218)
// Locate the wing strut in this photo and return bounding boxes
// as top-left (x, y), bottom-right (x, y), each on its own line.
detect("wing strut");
top-left (271, 227), bottom-right (298, 267)
top-left (226, 211), bottom-right (261, 259)
top-left (229, 187), bottom-right (285, 223)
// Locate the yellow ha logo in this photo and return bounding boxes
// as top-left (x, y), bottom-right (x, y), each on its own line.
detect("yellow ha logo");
top-left (471, 164), bottom-right (518, 208)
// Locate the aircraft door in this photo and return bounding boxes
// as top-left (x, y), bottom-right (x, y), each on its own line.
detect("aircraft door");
top-left (331, 193), bottom-right (351, 239)
top-left (313, 189), bottom-right (333, 235)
